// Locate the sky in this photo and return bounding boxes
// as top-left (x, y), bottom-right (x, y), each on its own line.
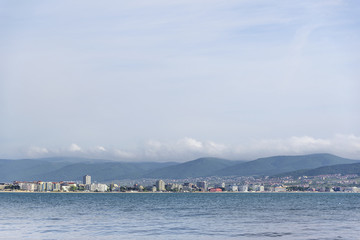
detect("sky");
top-left (1, 0), bottom-right (360, 161)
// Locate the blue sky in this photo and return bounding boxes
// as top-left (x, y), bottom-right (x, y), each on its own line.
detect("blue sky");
top-left (1, 0), bottom-right (360, 161)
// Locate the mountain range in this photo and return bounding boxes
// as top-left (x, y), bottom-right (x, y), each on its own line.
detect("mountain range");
top-left (0, 153), bottom-right (358, 182)
top-left (274, 162), bottom-right (360, 178)
top-left (214, 153), bottom-right (358, 176)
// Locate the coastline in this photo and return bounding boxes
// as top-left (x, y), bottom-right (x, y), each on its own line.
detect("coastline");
top-left (0, 190), bottom-right (357, 194)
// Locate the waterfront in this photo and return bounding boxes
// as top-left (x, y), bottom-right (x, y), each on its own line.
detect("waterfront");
top-left (1, 192), bottom-right (359, 239)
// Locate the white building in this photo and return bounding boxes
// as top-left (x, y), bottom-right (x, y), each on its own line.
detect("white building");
top-left (83, 175), bottom-right (91, 185)
top-left (274, 186), bottom-right (287, 192)
top-left (215, 182), bottom-right (226, 188)
top-left (238, 185), bottom-right (248, 192)
top-left (344, 187), bottom-right (359, 193)
top-left (17, 182), bottom-right (37, 191)
top-left (156, 180), bottom-right (166, 191)
top-left (226, 185), bottom-right (238, 192)
top-left (38, 182), bottom-right (54, 192)
top-left (196, 181), bottom-right (208, 191)
top-left (253, 185), bottom-right (265, 192)
top-left (90, 183), bottom-right (108, 192)
top-left (53, 183), bottom-right (61, 191)
top-left (166, 183), bottom-right (183, 191)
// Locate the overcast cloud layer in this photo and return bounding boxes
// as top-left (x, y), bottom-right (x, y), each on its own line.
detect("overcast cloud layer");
top-left (1, 0), bottom-right (359, 161)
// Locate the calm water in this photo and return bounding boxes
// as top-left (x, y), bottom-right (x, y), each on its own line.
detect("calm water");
top-left (0, 192), bottom-right (359, 240)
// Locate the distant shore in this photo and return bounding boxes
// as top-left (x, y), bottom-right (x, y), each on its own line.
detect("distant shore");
top-left (1, 190), bottom-right (357, 194)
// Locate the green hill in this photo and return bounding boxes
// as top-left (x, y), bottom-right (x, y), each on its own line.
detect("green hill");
top-left (143, 157), bottom-right (240, 179)
top-left (0, 158), bottom-right (176, 182)
top-left (0, 159), bottom-right (70, 182)
top-left (214, 153), bottom-right (358, 177)
top-left (37, 161), bottom-right (177, 182)
top-left (273, 162), bottom-right (360, 178)
top-left (1, 154), bottom-right (357, 182)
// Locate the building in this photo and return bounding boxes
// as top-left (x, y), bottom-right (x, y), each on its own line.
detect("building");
top-left (215, 182), bottom-right (226, 189)
top-left (344, 187), bottom-right (359, 193)
top-left (165, 183), bottom-right (183, 191)
top-left (209, 188), bottom-right (223, 192)
top-left (196, 181), bottom-right (207, 191)
top-left (16, 182), bottom-right (37, 192)
top-left (38, 181), bottom-right (54, 192)
top-left (239, 185), bottom-right (248, 192)
top-left (274, 186), bottom-right (287, 192)
top-left (0, 183), bottom-right (6, 191)
top-left (90, 183), bottom-right (108, 192)
top-left (226, 185), bottom-right (238, 192)
top-left (156, 180), bottom-right (166, 191)
top-left (61, 186), bottom-right (70, 192)
top-left (83, 175), bottom-right (91, 185)
top-left (52, 182), bottom-right (61, 191)
top-left (251, 185), bottom-right (264, 192)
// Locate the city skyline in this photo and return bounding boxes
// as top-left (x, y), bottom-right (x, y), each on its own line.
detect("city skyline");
top-left (1, 0), bottom-right (359, 161)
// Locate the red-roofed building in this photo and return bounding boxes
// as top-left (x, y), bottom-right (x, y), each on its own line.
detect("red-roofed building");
top-left (209, 188), bottom-right (222, 192)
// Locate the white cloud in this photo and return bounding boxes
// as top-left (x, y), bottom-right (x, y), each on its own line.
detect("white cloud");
top-left (20, 134), bottom-right (360, 161)
top-left (141, 135), bottom-right (360, 161)
top-left (289, 136), bottom-right (331, 151)
top-left (69, 143), bottom-right (82, 152)
top-left (146, 140), bottom-right (163, 149)
top-left (27, 146), bottom-right (49, 157)
top-left (95, 146), bottom-right (106, 152)
top-left (233, 135), bottom-right (360, 160)
top-left (114, 149), bottom-right (136, 159)
top-left (206, 141), bottom-right (228, 155)
top-left (177, 137), bottom-right (203, 150)
top-left (143, 137), bottom-right (228, 161)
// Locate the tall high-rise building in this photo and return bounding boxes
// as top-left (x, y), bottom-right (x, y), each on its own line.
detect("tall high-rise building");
top-left (196, 181), bottom-right (207, 191)
top-left (156, 180), bottom-right (165, 191)
top-left (83, 175), bottom-right (91, 185)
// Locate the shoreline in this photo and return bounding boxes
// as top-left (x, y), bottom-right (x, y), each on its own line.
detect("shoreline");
top-left (0, 190), bottom-right (357, 194)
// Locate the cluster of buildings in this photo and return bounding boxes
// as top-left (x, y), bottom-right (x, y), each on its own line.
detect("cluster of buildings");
top-left (264, 173), bottom-right (360, 192)
top-left (121, 180), bottom-right (267, 193)
top-left (1, 177), bottom-right (264, 193)
top-left (1, 173), bottom-right (360, 193)
top-left (0, 175), bottom-right (108, 192)
top-left (125, 174), bottom-right (360, 193)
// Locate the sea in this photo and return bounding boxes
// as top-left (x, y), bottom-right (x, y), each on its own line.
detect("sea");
top-left (0, 192), bottom-right (359, 240)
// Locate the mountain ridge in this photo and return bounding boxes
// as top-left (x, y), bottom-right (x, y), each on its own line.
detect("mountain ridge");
top-left (273, 162), bottom-right (360, 178)
top-left (214, 153), bottom-right (358, 177)
top-left (0, 153), bottom-right (358, 182)
top-left (143, 157), bottom-right (241, 179)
